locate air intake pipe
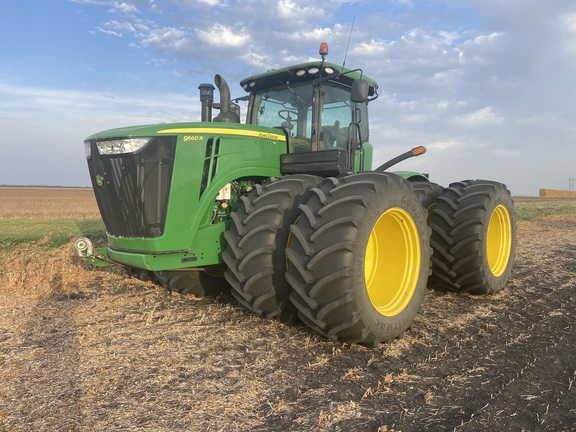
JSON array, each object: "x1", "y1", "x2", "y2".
[
  {"x1": 198, "y1": 83, "x2": 215, "y2": 122},
  {"x1": 213, "y1": 74, "x2": 240, "y2": 123}
]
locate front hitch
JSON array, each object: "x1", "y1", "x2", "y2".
[{"x1": 74, "y1": 237, "x2": 115, "y2": 267}]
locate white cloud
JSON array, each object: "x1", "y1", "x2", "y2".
[
  {"x1": 104, "y1": 20, "x2": 136, "y2": 32},
  {"x1": 147, "y1": 57, "x2": 166, "y2": 66},
  {"x1": 240, "y1": 51, "x2": 273, "y2": 70},
  {"x1": 438, "y1": 31, "x2": 460, "y2": 45},
  {"x1": 197, "y1": 24, "x2": 249, "y2": 48},
  {"x1": 560, "y1": 13, "x2": 576, "y2": 33},
  {"x1": 134, "y1": 23, "x2": 150, "y2": 32},
  {"x1": 276, "y1": 0, "x2": 325, "y2": 21},
  {"x1": 456, "y1": 107, "x2": 504, "y2": 126},
  {"x1": 285, "y1": 27, "x2": 334, "y2": 42},
  {"x1": 559, "y1": 13, "x2": 576, "y2": 55},
  {"x1": 464, "y1": 32, "x2": 503, "y2": 48},
  {"x1": 354, "y1": 39, "x2": 388, "y2": 56},
  {"x1": 427, "y1": 140, "x2": 462, "y2": 151},
  {"x1": 95, "y1": 27, "x2": 123, "y2": 37},
  {"x1": 111, "y1": 2, "x2": 138, "y2": 14},
  {"x1": 169, "y1": 0, "x2": 226, "y2": 7},
  {"x1": 140, "y1": 27, "x2": 189, "y2": 49},
  {"x1": 431, "y1": 68, "x2": 463, "y2": 86},
  {"x1": 198, "y1": 0, "x2": 223, "y2": 5}
]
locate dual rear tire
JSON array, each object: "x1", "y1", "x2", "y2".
[{"x1": 429, "y1": 180, "x2": 516, "y2": 294}]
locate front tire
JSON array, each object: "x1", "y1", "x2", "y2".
[
  {"x1": 429, "y1": 180, "x2": 516, "y2": 294},
  {"x1": 286, "y1": 173, "x2": 432, "y2": 346},
  {"x1": 222, "y1": 175, "x2": 322, "y2": 321}
]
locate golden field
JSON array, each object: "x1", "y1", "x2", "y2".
[
  {"x1": 0, "y1": 187, "x2": 100, "y2": 219},
  {"x1": 0, "y1": 186, "x2": 575, "y2": 430}
]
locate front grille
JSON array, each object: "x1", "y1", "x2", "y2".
[{"x1": 87, "y1": 136, "x2": 176, "y2": 238}]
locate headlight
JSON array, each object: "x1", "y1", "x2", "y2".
[
  {"x1": 83, "y1": 141, "x2": 92, "y2": 159},
  {"x1": 96, "y1": 137, "x2": 153, "y2": 156}
]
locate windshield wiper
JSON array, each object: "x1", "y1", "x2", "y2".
[{"x1": 278, "y1": 80, "x2": 306, "y2": 107}]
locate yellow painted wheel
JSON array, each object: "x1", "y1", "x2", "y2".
[
  {"x1": 487, "y1": 204, "x2": 513, "y2": 277},
  {"x1": 286, "y1": 172, "x2": 431, "y2": 345},
  {"x1": 429, "y1": 180, "x2": 516, "y2": 294},
  {"x1": 365, "y1": 208, "x2": 421, "y2": 317}
]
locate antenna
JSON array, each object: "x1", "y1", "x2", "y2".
[{"x1": 342, "y1": 14, "x2": 356, "y2": 69}]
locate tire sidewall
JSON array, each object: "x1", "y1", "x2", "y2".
[
  {"x1": 479, "y1": 190, "x2": 516, "y2": 293},
  {"x1": 346, "y1": 175, "x2": 431, "y2": 339}
]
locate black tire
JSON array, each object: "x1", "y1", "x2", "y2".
[
  {"x1": 286, "y1": 172, "x2": 432, "y2": 346},
  {"x1": 222, "y1": 174, "x2": 322, "y2": 321},
  {"x1": 155, "y1": 266, "x2": 231, "y2": 297},
  {"x1": 199, "y1": 265, "x2": 232, "y2": 295},
  {"x1": 429, "y1": 180, "x2": 516, "y2": 294},
  {"x1": 126, "y1": 267, "x2": 156, "y2": 282},
  {"x1": 154, "y1": 271, "x2": 205, "y2": 296},
  {"x1": 411, "y1": 181, "x2": 444, "y2": 224}
]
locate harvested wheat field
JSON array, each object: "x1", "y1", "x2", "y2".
[
  {"x1": 0, "y1": 187, "x2": 99, "y2": 219},
  {"x1": 0, "y1": 190, "x2": 575, "y2": 431}
]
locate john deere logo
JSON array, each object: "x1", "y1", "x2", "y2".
[{"x1": 96, "y1": 175, "x2": 105, "y2": 187}]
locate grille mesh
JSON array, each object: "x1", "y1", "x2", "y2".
[{"x1": 87, "y1": 137, "x2": 176, "y2": 238}]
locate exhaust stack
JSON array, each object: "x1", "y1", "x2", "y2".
[{"x1": 213, "y1": 74, "x2": 240, "y2": 123}]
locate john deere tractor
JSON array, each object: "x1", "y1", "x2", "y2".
[{"x1": 76, "y1": 43, "x2": 516, "y2": 346}]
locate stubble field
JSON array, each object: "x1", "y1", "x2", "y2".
[{"x1": 0, "y1": 187, "x2": 575, "y2": 431}]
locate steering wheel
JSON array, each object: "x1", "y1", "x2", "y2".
[
  {"x1": 278, "y1": 109, "x2": 298, "y2": 131},
  {"x1": 278, "y1": 109, "x2": 298, "y2": 121}
]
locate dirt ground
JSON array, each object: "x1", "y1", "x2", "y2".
[{"x1": 1, "y1": 214, "x2": 575, "y2": 431}]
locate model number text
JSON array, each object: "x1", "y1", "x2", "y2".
[{"x1": 183, "y1": 135, "x2": 204, "y2": 141}]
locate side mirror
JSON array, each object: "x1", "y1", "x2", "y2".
[{"x1": 351, "y1": 79, "x2": 369, "y2": 103}]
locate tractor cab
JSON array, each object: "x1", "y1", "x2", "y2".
[{"x1": 239, "y1": 45, "x2": 379, "y2": 175}]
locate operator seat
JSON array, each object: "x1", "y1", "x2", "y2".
[
  {"x1": 320, "y1": 120, "x2": 341, "y2": 150},
  {"x1": 335, "y1": 127, "x2": 349, "y2": 150}
]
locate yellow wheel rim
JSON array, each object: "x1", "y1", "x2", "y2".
[
  {"x1": 486, "y1": 204, "x2": 513, "y2": 277},
  {"x1": 364, "y1": 208, "x2": 421, "y2": 317}
]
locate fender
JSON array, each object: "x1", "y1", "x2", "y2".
[{"x1": 392, "y1": 170, "x2": 430, "y2": 182}]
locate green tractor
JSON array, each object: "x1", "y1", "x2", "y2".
[{"x1": 76, "y1": 43, "x2": 516, "y2": 346}]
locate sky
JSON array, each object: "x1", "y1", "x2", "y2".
[{"x1": 1, "y1": 0, "x2": 576, "y2": 195}]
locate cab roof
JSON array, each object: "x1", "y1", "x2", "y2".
[{"x1": 239, "y1": 61, "x2": 378, "y2": 97}]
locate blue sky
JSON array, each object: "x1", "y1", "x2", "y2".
[{"x1": 1, "y1": 0, "x2": 576, "y2": 195}]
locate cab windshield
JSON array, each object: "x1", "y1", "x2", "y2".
[{"x1": 249, "y1": 81, "x2": 367, "y2": 153}]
